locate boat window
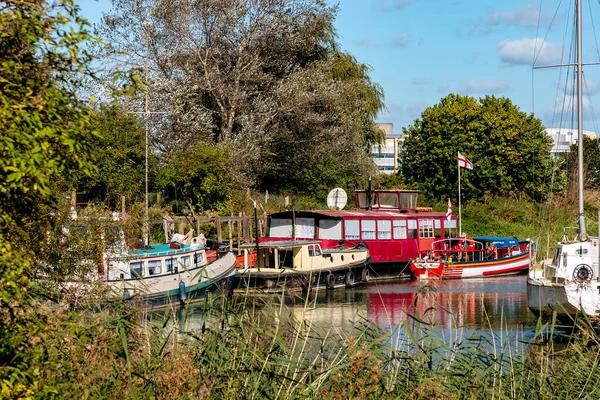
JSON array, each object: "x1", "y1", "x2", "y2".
[
  {"x1": 563, "y1": 252, "x2": 567, "y2": 268},
  {"x1": 318, "y1": 219, "x2": 342, "y2": 240},
  {"x1": 308, "y1": 245, "x2": 314, "y2": 257},
  {"x1": 294, "y1": 217, "x2": 315, "y2": 239},
  {"x1": 407, "y1": 220, "x2": 418, "y2": 239},
  {"x1": 194, "y1": 252, "x2": 204, "y2": 265},
  {"x1": 393, "y1": 220, "x2": 407, "y2": 239},
  {"x1": 279, "y1": 249, "x2": 294, "y2": 268},
  {"x1": 357, "y1": 192, "x2": 379, "y2": 209},
  {"x1": 315, "y1": 245, "x2": 322, "y2": 256},
  {"x1": 576, "y1": 248, "x2": 589, "y2": 255},
  {"x1": 165, "y1": 258, "x2": 174, "y2": 272},
  {"x1": 148, "y1": 260, "x2": 161, "y2": 275},
  {"x1": 345, "y1": 220, "x2": 360, "y2": 240},
  {"x1": 361, "y1": 220, "x2": 376, "y2": 240},
  {"x1": 180, "y1": 256, "x2": 191, "y2": 268},
  {"x1": 400, "y1": 192, "x2": 417, "y2": 208},
  {"x1": 270, "y1": 218, "x2": 293, "y2": 238},
  {"x1": 378, "y1": 220, "x2": 392, "y2": 240},
  {"x1": 378, "y1": 193, "x2": 399, "y2": 208},
  {"x1": 419, "y1": 219, "x2": 434, "y2": 239},
  {"x1": 130, "y1": 261, "x2": 143, "y2": 279}
]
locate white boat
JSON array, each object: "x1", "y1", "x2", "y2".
[
  {"x1": 235, "y1": 240, "x2": 370, "y2": 293},
  {"x1": 526, "y1": 0, "x2": 600, "y2": 320},
  {"x1": 56, "y1": 216, "x2": 237, "y2": 309}
]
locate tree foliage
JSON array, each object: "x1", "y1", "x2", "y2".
[
  {"x1": 0, "y1": 0, "x2": 100, "y2": 396},
  {"x1": 565, "y1": 135, "x2": 600, "y2": 192},
  {"x1": 98, "y1": 0, "x2": 384, "y2": 193},
  {"x1": 76, "y1": 104, "x2": 150, "y2": 207},
  {"x1": 156, "y1": 143, "x2": 239, "y2": 215},
  {"x1": 399, "y1": 94, "x2": 557, "y2": 202}
]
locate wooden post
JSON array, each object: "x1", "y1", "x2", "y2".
[
  {"x1": 121, "y1": 195, "x2": 126, "y2": 214},
  {"x1": 228, "y1": 215, "x2": 233, "y2": 250},
  {"x1": 156, "y1": 192, "x2": 161, "y2": 206},
  {"x1": 238, "y1": 212, "x2": 242, "y2": 245},
  {"x1": 215, "y1": 216, "x2": 222, "y2": 243}
]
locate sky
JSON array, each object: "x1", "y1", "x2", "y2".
[{"x1": 79, "y1": 0, "x2": 600, "y2": 136}]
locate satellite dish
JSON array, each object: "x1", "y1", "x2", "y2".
[{"x1": 327, "y1": 188, "x2": 347, "y2": 210}]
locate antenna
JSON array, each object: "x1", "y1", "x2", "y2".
[{"x1": 326, "y1": 188, "x2": 347, "y2": 210}]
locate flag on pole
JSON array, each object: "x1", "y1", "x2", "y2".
[
  {"x1": 458, "y1": 152, "x2": 473, "y2": 169},
  {"x1": 446, "y1": 198, "x2": 452, "y2": 221}
]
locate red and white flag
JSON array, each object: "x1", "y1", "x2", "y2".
[
  {"x1": 446, "y1": 198, "x2": 452, "y2": 221},
  {"x1": 458, "y1": 152, "x2": 473, "y2": 169}
]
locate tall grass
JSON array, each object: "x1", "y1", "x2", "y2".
[{"x1": 20, "y1": 290, "x2": 600, "y2": 399}]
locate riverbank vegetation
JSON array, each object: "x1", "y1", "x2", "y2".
[
  {"x1": 5, "y1": 0, "x2": 600, "y2": 398},
  {"x1": 6, "y1": 293, "x2": 600, "y2": 399}
]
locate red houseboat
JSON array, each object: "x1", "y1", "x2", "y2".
[{"x1": 263, "y1": 190, "x2": 456, "y2": 280}]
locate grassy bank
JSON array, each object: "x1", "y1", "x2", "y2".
[{"x1": 10, "y1": 292, "x2": 600, "y2": 399}]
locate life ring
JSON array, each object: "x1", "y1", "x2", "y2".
[
  {"x1": 326, "y1": 272, "x2": 335, "y2": 289},
  {"x1": 573, "y1": 264, "x2": 593, "y2": 282},
  {"x1": 361, "y1": 268, "x2": 369, "y2": 282},
  {"x1": 345, "y1": 270, "x2": 355, "y2": 286}
]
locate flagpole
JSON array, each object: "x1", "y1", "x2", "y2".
[{"x1": 458, "y1": 153, "x2": 462, "y2": 237}]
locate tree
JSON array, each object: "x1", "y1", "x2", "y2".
[
  {"x1": 98, "y1": 0, "x2": 384, "y2": 193},
  {"x1": 0, "y1": 0, "x2": 100, "y2": 395},
  {"x1": 565, "y1": 135, "x2": 600, "y2": 192},
  {"x1": 399, "y1": 94, "x2": 556, "y2": 202},
  {"x1": 76, "y1": 104, "x2": 149, "y2": 207},
  {"x1": 156, "y1": 143, "x2": 239, "y2": 215}
]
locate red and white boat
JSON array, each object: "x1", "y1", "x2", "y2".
[{"x1": 410, "y1": 236, "x2": 535, "y2": 280}]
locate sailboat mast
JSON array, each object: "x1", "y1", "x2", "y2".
[{"x1": 577, "y1": 0, "x2": 586, "y2": 238}]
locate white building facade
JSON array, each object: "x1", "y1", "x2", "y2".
[
  {"x1": 372, "y1": 123, "x2": 401, "y2": 174},
  {"x1": 546, "y1": 127, "x2": 597, "y2": 156}
]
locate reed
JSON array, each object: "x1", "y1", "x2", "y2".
[{"x1": 17, "y1": 290, "x2": 600, "y2": 399}]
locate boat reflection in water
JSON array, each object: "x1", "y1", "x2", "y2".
[
  {"x1": 290, "y1": 275, "x2": 537, "y2": 343},
  {"x1": 175, "y1": 275, "x2": 537, "y2": 346}
]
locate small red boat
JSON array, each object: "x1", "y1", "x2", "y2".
[{"x1": 409, "y1": 236, "x2": 535, "y2": 280}]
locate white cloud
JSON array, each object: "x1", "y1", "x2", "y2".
[
  {"x1": 391, "y1": 32, "x2": 412, "y2": 48},
  {"x1": 487, "y1": 2, "x2": 551, "y2": 28},
  {"x1": 459, "y1": 80, "x2": 511, "y2": 94},
  {"x1": 497, "y1": 37, "x2": 563, "y2": 65},
  {"x1": 565, "y1": 79, "x2": 600, "y2": 96},
  {"x1": 379, "y1": 0, "x2": 412, "y2": 12}
]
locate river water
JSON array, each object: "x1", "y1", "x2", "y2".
[{"x1": 284, "y1": 274, "x2": 539, "y2": 344}]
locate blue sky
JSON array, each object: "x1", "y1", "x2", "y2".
[{"x1": 79, "y1": 0, "x2": 600, "y2": 135}]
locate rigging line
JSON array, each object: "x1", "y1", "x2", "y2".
[
  {"x1": 533, "y1": 0, "x2": 564, "y2": 66},
  {"x1": 533, "y1": 0, "x2": 543, "y2": 67},
  {"x1": 588, "y1": 0, "x2": 600, "y2": 61},
  {"x1": 583, "y1": 74, "x2": 600, "y2": 136}
]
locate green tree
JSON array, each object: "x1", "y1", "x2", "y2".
[
  {"x1": 98, "y1": 0, "x2": 384, "y2": 195},
  {"x1": 77, "y1": 104, "x2": 149, "y2": 207},
  {"x1": 0, "y1": 1, "x2": 107, "y2": 396},
  {"x1": 565, "y1": 135, "x2": 600, "y2": 192},
  {"x1": 399, "y1": 94, "x2": 556, "y2": 202},
  {"x1": 157, "y1": 143, "x2": 239, "y2": 215}
]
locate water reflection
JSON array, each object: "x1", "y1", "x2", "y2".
[
  {"x1": 286, "y1": 275, "x2": 537, "y2": 340},
  {"x1": 175, "y1": 275, "x2": 538, "y2": 341}
]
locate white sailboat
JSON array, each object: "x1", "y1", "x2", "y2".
[{"x1": 526, "y1": 0, "x2": 600, "y2": 319}]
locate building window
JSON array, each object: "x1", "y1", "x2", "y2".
[
  {"x1": 361, "y1": 220, "x2": 376, "y2": 240},
  {"x1": 393, "y1": 220, "x2": 407, "y2": 239},
  {"x1": 378, "y1": 220, "x2": 392, "y2": 240},
  {"x1": 308, "y1": 245, "x2": 314, "y2": 257}
]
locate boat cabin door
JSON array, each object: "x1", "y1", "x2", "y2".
[{"x1": 417, "y1": 219, "x2": 436, "y2": 253}]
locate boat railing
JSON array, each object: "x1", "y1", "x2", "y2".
[{"x1": 418, "y1": 239, "x2": 528, "y2": 262}]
